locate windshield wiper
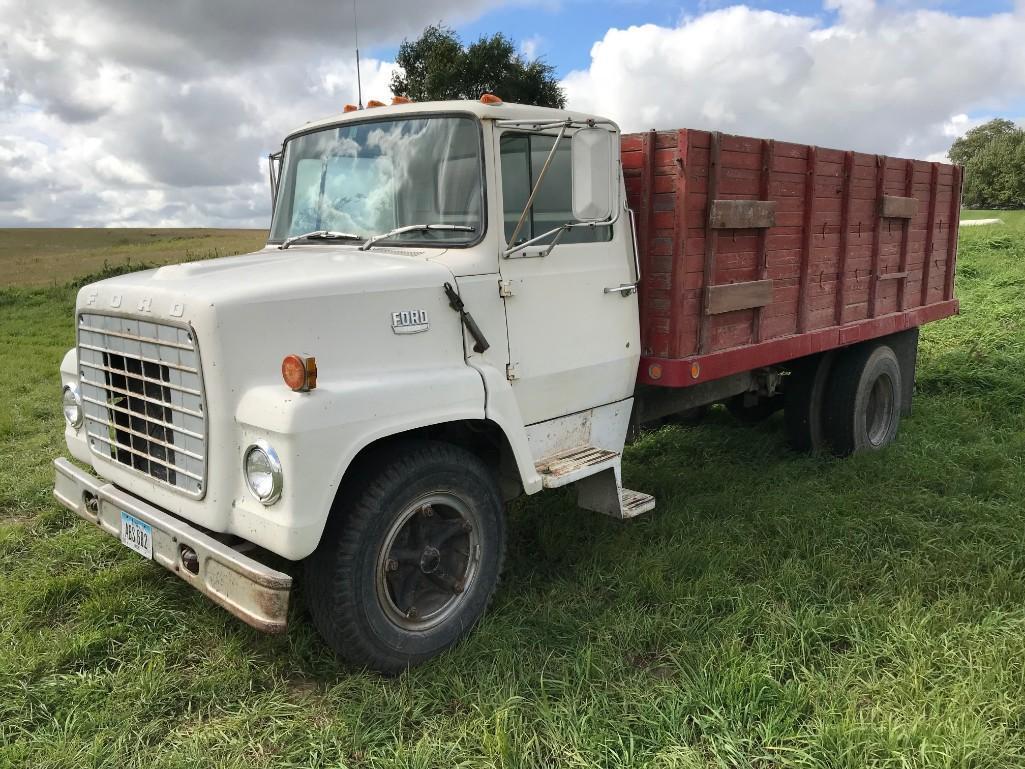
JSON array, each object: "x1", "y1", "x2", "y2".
[
  {"x1": 279, "y1": 230, "x2": 363, "y2": 250},
  {"x1": 359, "y1": 224, "x2": 475, "y2": 251}
]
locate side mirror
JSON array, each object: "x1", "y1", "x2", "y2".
[{"x1": 571, "y1": 127, "x2": 618, "y2": 222}]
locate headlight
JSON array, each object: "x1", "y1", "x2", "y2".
[
  {"x1": 243, "y1": 440, "x2": 283, "y2": 505},
  {"x1": 62, "y1": 384, "x2": 83, "y2": 429}
]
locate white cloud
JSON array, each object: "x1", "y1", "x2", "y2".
[
  {"x1": 563, "y1": 2, "x2": 1025, "y2": 161},
  {"x1": 0, "y1": 0, "x2": 500, "y2": 227}
]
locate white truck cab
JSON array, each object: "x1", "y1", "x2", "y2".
[{"x1": 54, "y1": 97, "x2": 652, "y2": 673}]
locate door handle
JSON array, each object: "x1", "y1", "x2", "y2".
[{"x1": 604, "y1": 282, "x2": 638, "y2": 296}]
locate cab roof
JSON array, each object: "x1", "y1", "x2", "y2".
[{"x1": 285, "y1": 99, "x2": 615, "y2": 143}]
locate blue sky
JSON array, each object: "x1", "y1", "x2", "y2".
[{"x1": 368, "y1": 0, "x2": 1017, "y2": 78}]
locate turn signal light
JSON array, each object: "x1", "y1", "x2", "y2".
[
  {"x1": 366, "y1": 99, "x2": 385, "y2": 108},
  {"x1": 391, "y1": 96, "x2": 411, "y2": 105},
  {"x1": 480, "y1": 93, "x2": 502, "y2": 105},
  {"x1": 343, "y1": 104, "x2": 358, "y2": 113},
  {"x1": 282, "y1": 354, "x2": 317, "y2": 392}
]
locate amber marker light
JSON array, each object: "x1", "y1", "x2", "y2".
[
  {"x1": 282, "y1": 354, "x2": 317, "y2": 392},
  {"x1": 648, "y1": 363, "x2": 663, "y2": 381},
  {"x1": 391, "y1": 96, "x2": 411, "y2": 104},
  {"x1": 343, "y1": 104, "x2": 358, "y2": 113},
  {"x1": 366, "y1": 99, "x2": 386, "y2": 108},
  {"x1": 480, "y1": 93, "x2": 503, "y2": 105},
  {"x1": 690, "y1": 362, "x2": 701, "y2": 380}
]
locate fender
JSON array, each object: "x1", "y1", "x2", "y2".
[{"x1": 232, "y1": 364, "x2": 487, "y2": 560}]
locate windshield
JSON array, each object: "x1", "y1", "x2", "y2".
[{"x1": 269, "y1": 115, "x2": 483, "y2": 246}]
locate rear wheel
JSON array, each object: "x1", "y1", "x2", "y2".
[
  {"x1": 304, "y1": 441, "x2": 506, "y2": 674},
  {"x1": 784, "y1": 352, "x2": 835, "y2": 453},
  {"x1": 823, "y1": 343, "x2": 903, "y2": 456}
]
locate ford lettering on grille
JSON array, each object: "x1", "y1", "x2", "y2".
[{"x1": 77, "y1": 313, "x2": 207, "y2": 497}]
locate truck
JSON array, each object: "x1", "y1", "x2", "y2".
[{"x1": 54, "y1": 96, "x2": 963, "y2": 674}]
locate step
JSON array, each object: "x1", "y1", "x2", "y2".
[
  {"x1": 618, "y1": 488, "x2": 656, "y2": 518},
  {"x1": 535, "y1": 445, "x2": 619, "y2": 489}
]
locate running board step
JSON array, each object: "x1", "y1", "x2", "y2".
[
  {"x1": 619, "y1": 488, "x2": 656, "y2": 517},
  {"x1": 536, "y1": 445, "x2": 619, "y2": 489},
  {"x1": 575, "y1": 468, "x2": 656, "y2": 519}
]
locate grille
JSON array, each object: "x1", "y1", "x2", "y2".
[{"x1": 78, "y1": 313, "x2": 207, "y2": 497}]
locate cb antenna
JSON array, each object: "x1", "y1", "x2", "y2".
[{"x1": 352, "y1": 0, "x2": 363, "y2": 109}]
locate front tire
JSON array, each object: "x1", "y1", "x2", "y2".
[{"x1": 304, "y1": 440, "x2": 506, "y2": 674}]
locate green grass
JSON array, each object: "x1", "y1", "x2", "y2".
[
  {"x1": 1, "y1": 220, "x2": 1024, "y2": 767},
  {"x1": 0, "y1": 228, "x2": 267, "y2": 288}
]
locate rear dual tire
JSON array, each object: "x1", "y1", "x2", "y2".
[
  {"x1": 786, "y1": 341, "x2": 903, "y2": 456},
  {"x1": 823, "y1": 343, "x2": 902, "y2": 456}
]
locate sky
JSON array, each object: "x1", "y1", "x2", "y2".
[{"x1": 0, "y1": 0, "x2": 1023, "y2": 228}]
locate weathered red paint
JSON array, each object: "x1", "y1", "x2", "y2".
[{"x1": 622, "y1": 127, "x2": 962, "y2": 389}]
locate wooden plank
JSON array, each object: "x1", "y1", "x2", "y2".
[
  {"x1": 896, "y1": 160, "x2": 914, "y2": 310},
  {"x1": 706, "y1": 280, "x2": 774, "y2": 315},
  {"x1": 797, "y1": 145, "x2": 817, "y2": 333},
  {"x1": 708, "y1": 200, "x2": 776, "y2": 229},
  {"x1": 835, "y1": 150, "x2": 854, "y2": 325},
  {"x1": 868, "y1": 155, "x2": 885, "y2": 318},
  {"x1": 920, "y1": 162, "x2": 941, "y2": 307},
  {"x1": 698, "y1": 132, "x2": 722, "y2": 354},
  {"x1": 880, "y1": 195, "x2": 918, "y2": 219},
  {"x1": 753, "y1": 139, "x2": 774, "y2": 342},
  {"x1": 668, "y1": 130, "x2": 689, "y2": 358},
  {"x1": 944, "y1": 165, "x2": 963, "y2": 301},
  {"x1": 877, "y1": 271, "x2": 908, "y2": 280},
  {"x1": 638, "y1": 300, "x2": 959, "y2": 387},
  {"x1": 638, "y1": 130, "x2": 656, "y2": 350}
]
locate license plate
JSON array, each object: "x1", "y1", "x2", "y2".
[{"x1": 120, "y1": 511, "x2": 153, "y2": 559}]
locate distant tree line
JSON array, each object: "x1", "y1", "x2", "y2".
[
  {"x1": 390, "y1": 25, "x2": 565, "y2": 108},
  {"x1": 949, "y1": 119, "x2": 1025, "y2": 209}
]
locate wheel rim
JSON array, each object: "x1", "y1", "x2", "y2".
[
  {"x1": 375, "y1": 492, "x2": 481, "y2": 631},
  {"x1": 865, "y1": 373, "x2": 895, "y2": 447}
]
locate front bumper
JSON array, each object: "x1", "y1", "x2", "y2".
[{"x1": 53, "y1": 458, "x2": 292, "y2": 633}]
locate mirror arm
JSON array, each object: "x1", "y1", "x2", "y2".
[
  {"x1": 504, "y1": 209, "x2": 621, "y2": 258},
  {"x1": 268, "y1": 150, "x2": 282, "y2": 209},
  {"x1": 541, "y1": 224, "x2": 569, "y2": 258},
  {"x1": 507, "y1": 122, "x2": 568, "y2": 249}
]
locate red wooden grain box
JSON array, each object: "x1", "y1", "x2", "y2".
[{"x1": 622, "y1": 129, "x2": 962, "y2": 388}]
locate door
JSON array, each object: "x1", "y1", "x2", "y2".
[{"x1": 496, "y1": 128, "x2": 640, "y2": 426}]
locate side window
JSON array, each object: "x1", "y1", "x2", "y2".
[{"x1": 500, "y1": 132, "x2": 611, "y2": 246}]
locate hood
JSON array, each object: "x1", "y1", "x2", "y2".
[{"x1": 82, "y1": 244, "x2": 456, "y2": 312}]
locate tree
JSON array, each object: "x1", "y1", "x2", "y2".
[
  {"x1": 949, "y1": 118, "x2": 1025, "y2": 208},
  {"x1": 391, "y1": 25, "x2": 565, "y2": 108}
]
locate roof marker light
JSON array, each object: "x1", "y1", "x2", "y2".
[
  {"x1": 343, "y1": 104, "x2": 359, "y2": 113},
  {"x1": 480, "y1": 93, "x2": 503, "y2": 105},
  {"x1": 366, "y1": 99, "x2": 385, "y2": 108},
  {"x1": 391, "y1": 96, "x2": 411, "y2": 105}
]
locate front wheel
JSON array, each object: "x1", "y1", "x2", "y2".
[{"x1": 304, "y1": 440, "x2": 506, "y2": 674}]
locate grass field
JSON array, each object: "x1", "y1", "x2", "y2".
[
  {"x1": 0, "y1": 228, "x2": 267, "y2": 288},
  {"x1": 1, "y1": 216, "x2": 1024, "y2": 768}
]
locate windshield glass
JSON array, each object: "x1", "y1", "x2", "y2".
[{"x1": 269, "y1": 115, "x2": 483, "y2": 246}]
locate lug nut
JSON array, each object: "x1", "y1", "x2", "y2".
[
  {"x1": 386, "y1": 558, "x2": 398, "y2": 572},
  {"x1": 420, "y1": 505, "x2": 434, "y2": 518}
]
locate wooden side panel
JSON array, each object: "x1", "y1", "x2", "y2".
[{"x1": 625, "y1": 127, "x2": 962, "y2": 379}]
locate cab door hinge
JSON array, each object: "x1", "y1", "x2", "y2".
[
  {"x1": 506, "y1": 363, "x2": 520, "y2": 381},
  {"x1": 498, "y1": 279, "x2": 514, "y2": 298}
]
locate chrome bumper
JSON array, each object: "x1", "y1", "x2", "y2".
[{"x1": 53, "y1": 458, "x2": 291, "y2": 633}]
